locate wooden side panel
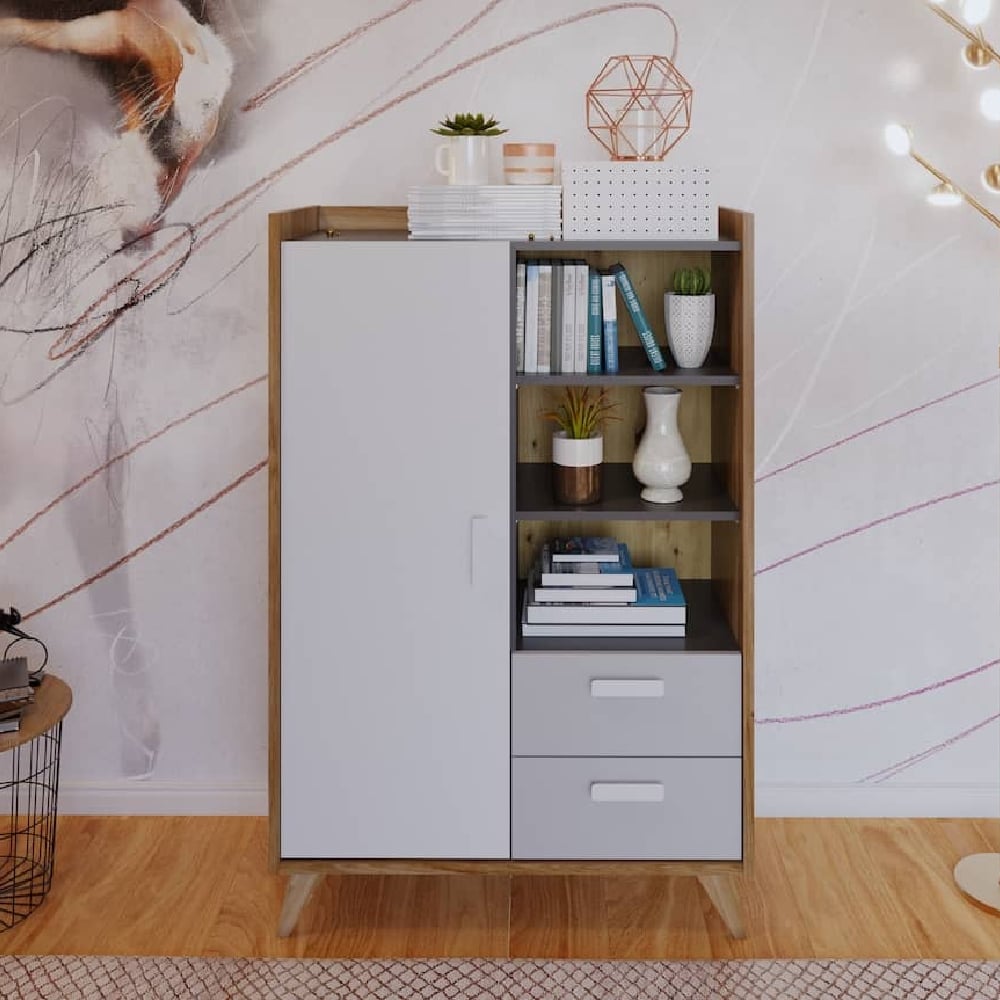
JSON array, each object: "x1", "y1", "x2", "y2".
[
  {"x1": 715, "y1": 207, "x2": 755, "y2": 873},
  {"x1": 269, "y1": 206, "x2": 320, "y2": 873}
]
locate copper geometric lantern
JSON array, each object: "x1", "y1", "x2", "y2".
[{"x1": 586, "y1": 55, "x2": 693, "y2": 161}]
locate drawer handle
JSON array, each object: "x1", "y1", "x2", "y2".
[
  {"x1": 590, "y1": 679, "x2": 664, "y2": 699},
  {"x1": 590, "y1": 782, "x2": 664, "y2": 803}
]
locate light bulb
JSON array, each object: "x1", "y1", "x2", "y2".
[
  {"x1": 980, "y1": 87, "x2": 1000, "y2": 120},
  {"x1": 983, "y1": 163, "x2": 1000, "y2": 191},
  {"x1": 927, "y1": 181, "x2": 963, "y2": 206},
  {"x1": 884, "y1": 122, "x2": 913, "y2": 155},
  {"x1": 963, "y1": 41, "x2": 992, "y2": 67},
  {"x1": 962, "y1": 0, "x2": 992, "y2": 24}
]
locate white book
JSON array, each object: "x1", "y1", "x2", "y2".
[
  {"x1": 532, "y1": 584, "x2": 636, "y2": 603},
  {"x1": 561, "y1": 262, "x2": 576, "y2": 374},
  {"x1": 536, "y1": 263, "x2": 552, "y2": 375},
  {"x1": 514, "y1": 262, "x2": 526, "y2": 374},
  {"x1": 573, "y1": 262, "x2": 590, "y2": 373},
  {"x1": 524, "y1": 262, "x2": 539, "y2": 373},
  {"x1": 521, "y1": 621, "x2": 686, "y2": 637},
  {"x1": 524, "y1": 602, "x2": 686, "y2": 625}
]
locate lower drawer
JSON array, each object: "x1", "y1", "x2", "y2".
[{"x1": 512, "y1": 757, "x2": 741, "y2": 861}]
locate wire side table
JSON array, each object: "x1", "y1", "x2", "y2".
[{"x1": 0, "y1": 676, "x2": 71, "y2": 931}]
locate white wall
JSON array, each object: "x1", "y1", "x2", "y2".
[{"x1": 0, "y1": 0, "x2": 996, "y2": 817}]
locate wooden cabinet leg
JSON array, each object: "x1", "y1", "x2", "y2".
[
  {"x1": 696, "y1": 874, "x2": 746, "y2": 939},
  {"x1": 278, "y1": 873, "x2": 322, "y2": 938}
]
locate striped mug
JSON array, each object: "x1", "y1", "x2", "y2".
[{"x1": 502, "y1": 142, "x2": 556, "y2": 185}]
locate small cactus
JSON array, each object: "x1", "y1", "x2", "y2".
[
  {"x1": 673, "y1": 267, "x2": 712, "y2": 295},
  {"x1": 431, "y1": 113, "x2": 508, "y2": 136}
]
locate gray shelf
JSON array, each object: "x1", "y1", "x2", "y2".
[
  {"x1": 511, "y1": 239, "x2": 740, "y2": 253},
  {"x1": 515, "y1": 579, "x2": 739, "y2": 653},
  {"x1": 515, "y1": 348, "x2": 738, "y2": 387},
  {"x1": 516, "y1": 462, "x2": 739, "y2": 522}
]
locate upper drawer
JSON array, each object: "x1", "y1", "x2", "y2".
[{"x1": 512, "y1": 651, "x2": 741, "y2": 757}]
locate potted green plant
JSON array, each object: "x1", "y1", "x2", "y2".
[
  {"x1": 541, "y1": 387, "x2": 620, "y2": 505},
  {"x1": 664, "y1": 266, "x2": 715, "y2": 368},
  {"x1": 432, "y1": 113, "x2": 507, "y2": 185}
]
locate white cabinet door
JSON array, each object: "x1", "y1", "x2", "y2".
[{"x1": 279, "y1": 239, "x2": 510, "y2": 859}]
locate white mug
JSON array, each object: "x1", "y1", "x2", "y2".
[{"x1": 434, "y1": 136, "x2": 490, "y2": 186}]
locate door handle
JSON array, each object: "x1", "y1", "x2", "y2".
[
  {"x1": 469, "y1": 514, "x2": 487, "y2": 586},
  {"x1": 590, "y1": 679, "x2": 664, "y2": 698},
  {"x1": 590, "y1": 782, "x2": 664, "y2": 803}
]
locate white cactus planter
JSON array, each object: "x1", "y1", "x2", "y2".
[{"x1": 665, "y1": 293, "x2": 715, "y2": 368}]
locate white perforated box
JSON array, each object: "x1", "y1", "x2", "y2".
[{"x1": 561, "y1": 162, "x2": 717, "y2": 240}]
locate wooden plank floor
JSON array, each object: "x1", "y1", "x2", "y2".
[{"x1": 0, "y1": 817, "x2": 997, "y2": 958}]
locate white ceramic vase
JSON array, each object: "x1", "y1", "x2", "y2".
[
  {"x1": 632, "y1": 387, "x2": 691, "y2": 503},
  {"x1": 665, "y1": 293, "x2": 715, "y2": 368},
  {"x1": 552, "y1": 431, "x2": 603, "y2": 505}
]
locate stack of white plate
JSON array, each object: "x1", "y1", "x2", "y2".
[{"x1": 408, "y1": 186, "x2": 562, "y2": 239}]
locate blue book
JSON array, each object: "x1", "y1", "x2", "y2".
[
  {"x1": 633, "y1": 568, "x2": 686, "y2": 612},
  {"x1": 587, "y1": 270, "x2": 603, "y2": 374},
  {"x1": 539, "y1": 543, "x2": 633, "y2": 586},
  {"x1": 610, "y1": 263, "x2": 666, "y2": 371},
  {"x1": 599, "y1": 272, "x2": 618, "y2": 374},
  {"x1": 551, "y1": 536, "x2": 621, "y2": 562}
]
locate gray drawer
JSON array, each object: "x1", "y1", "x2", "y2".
[
  {"x1": 512, "y1": 652, "x2": 741, "y2": 757},
  {"x1": 512, "y1": 757, "x2": 741, "y2": 860}
]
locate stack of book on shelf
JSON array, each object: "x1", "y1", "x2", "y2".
[
  {"x1": 407, "y1": 186, "x2": 561, "y2": 240},
  {"x1": 0, "y1": 657, "x2": 34, "y2": 735},
  {"x1": 521, "y1": 536, "x2": 687, "y2": 638},
  {"x1": 515, "y1": 260, "x2": 665, "y2": 375}
]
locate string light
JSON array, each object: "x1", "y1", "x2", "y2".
[{"x1": 884, "y1": 3, "x2": 1000, "y2": 230}]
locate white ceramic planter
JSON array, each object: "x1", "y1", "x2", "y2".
[
  {"x1": 632, "y1": 388, "x2": 691, "y2": 503},
  {"x1": 434, "y1": 136, "x2": 491, "y2": 186},
  {"x1": 552, "y1": 431, "x2": 603, "y2": 505},
  {"x1": 665, "y1": 293, "x2": 715, "y2": 368}
]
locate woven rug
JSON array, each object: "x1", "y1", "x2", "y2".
[{"x1": 1, "y1": 956, "x2": 999, "y2": 999}]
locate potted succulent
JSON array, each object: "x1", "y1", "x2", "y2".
[
  {"x1": 541, "y1": 387, "x2": 620, "y2": 505},
  {"x1": 432, "y1": 113, "x2": 507, "y2": 186},
  {"x1": 664, "y1": 266, "x2": 715, "y2": 368}
]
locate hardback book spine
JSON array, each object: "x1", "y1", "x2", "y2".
[
  {"x1": 536, "y1": 263, "x2": 552, "y2": 374},
  {"x1": 550, "y1": 261, "x2": 563, "y2": 374},
  {"x1": 515, "y1": 261, "x2": 526, "y2": 374},
  {"x1": 524, "y1": 261, "x2": 539, "y2": 373},
  {"x1": 610, "y1": 263, "x2": 666, "y2": 371},
  {"x1": 573, "y1": 261, "x2": 589, "y2": 373},
  {"x1": 587, "y1": 270, "x2": 603, "y2": 374},
  {"x1": 600, "y1": 272, "x2": 619, "y2": 374},
  {"x1": 561, "y1": 261, "x2": 576, "y2": 375}
]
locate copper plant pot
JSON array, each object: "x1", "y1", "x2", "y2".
[{"x1": 552, "y1": 431, "x2": 603, "y2": 506}]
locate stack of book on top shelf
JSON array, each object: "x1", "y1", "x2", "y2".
[
  {"x1": 515, "y1": 260, "x2": 665, "y2": 375},
  {"x1": 521, "y1": 536, "x2": 686, "y2": 638},
  {"x1": 0, "y1": 657, "x2": 34, "y2": 735},
  {"x1": 407, "y1": 186, "x2": 561, "y2": 240}
]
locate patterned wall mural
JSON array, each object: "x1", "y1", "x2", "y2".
[{"x1": 0, "y1": 0, "x2": 996, "y2": 814}]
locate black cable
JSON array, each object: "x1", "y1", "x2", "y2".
[{"x1": 2, "y1": 626, "x2": 48, "y2": 680}]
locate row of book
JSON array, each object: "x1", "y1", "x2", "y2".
[
  {"x1": 521, "y1": 536, "x2": 686, "y2": 638},
  {"x1": 514, "y1": 261, "x2": 665, "y2": 375},
  {"x1": 0, "y1": 657, "x2": 34, "y2": 735}
]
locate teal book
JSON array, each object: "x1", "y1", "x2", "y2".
[
  {"x1": 587, "y1": 269, "x2": 602, "y2": 374},
  {"x1": 632, "y1": 568, "x2": 686, "y2": 610},
  {"x1": 599, "y1": 272, "x2": 618, "y2": 374},
  {"x1": 610, "y1": 263, "x2": 666, "y2": 372}
]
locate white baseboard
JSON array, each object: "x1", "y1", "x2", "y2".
[
  {"x1": 60, "y1": 781, "x2": 268, "y2": 816},
  {"x1": 757, "y1": 782, "x2": 1000, "y2": 818},
  {"x1": 59, "y1": 780, "x2": 1000, "y2": 819}
]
